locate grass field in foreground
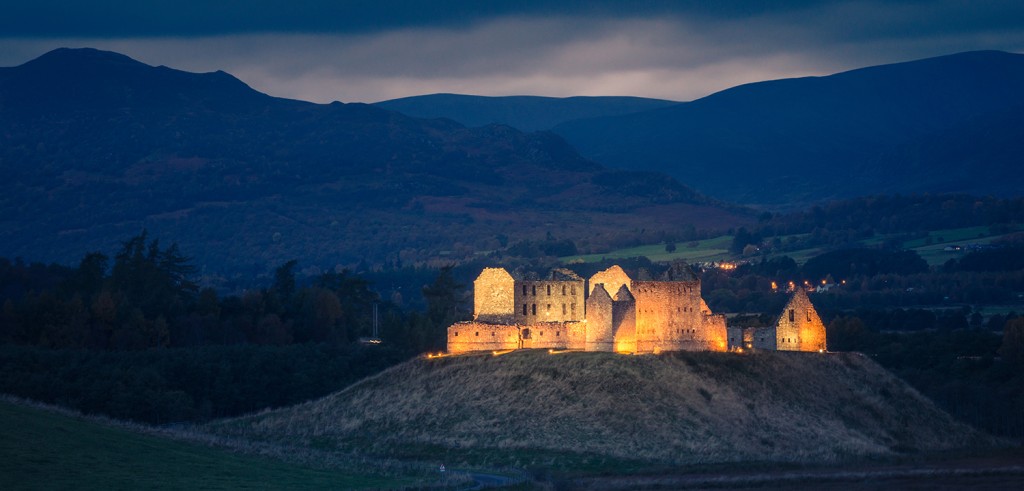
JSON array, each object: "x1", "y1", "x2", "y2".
[{"x1": 0, "y1": 399, "x2": 410, "y2": 490}]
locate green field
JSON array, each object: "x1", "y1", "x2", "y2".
[
  {"x1": 0, "y1": 399, "x2": 412, "y2": 490},
  {"x1": 564, "y1": 225, "x2": 1021, "y2": 267},
  {"x1": 563, "y1": 235, "x2": 733, "y2": 264}
]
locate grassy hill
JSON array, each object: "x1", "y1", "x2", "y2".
[
  {"x1": 0, "y1": 398, "x2": 414, "y2": 490},
  {"x1": 209, "y1": 350, "x2": 991, "y2": 470}
]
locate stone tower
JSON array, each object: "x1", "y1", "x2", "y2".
[
  {"x1": 473, "y1": 267, "x2": 516, "y2": 324},
  {"x1": 585, "y1": 283, "x2": 636, "y2": 352}
]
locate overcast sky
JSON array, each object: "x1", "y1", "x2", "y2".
[{"x1": 2, "y1": 1, "x2": 1022, "y2": 103}]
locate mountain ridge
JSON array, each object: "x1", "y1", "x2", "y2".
[
  {"x1": 0, "y1": 48, "x2": 746, "y2": 272},
  {"x1": 552, "y1": 50, "x2": 1024, "y2": 205},
  {"x1": 374, "y1": 93, "x2": 679, "y2": 131}
]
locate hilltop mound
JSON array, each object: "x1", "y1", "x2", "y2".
[{"x1": 211, "y1": 350, "x2": 989, "y2": 467}]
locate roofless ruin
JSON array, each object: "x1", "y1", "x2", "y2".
[{"x1": 447, "y1": 262, "x2": 827, "y2": 354}]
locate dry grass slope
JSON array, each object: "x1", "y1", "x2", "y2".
[{"x1": 211, "y1": 350, "x2": 990, "y2": 467}]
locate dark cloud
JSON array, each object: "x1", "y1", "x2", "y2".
[
  {"x1": 1, "y1": 1, "x2": 1021, "y2": 102},
  {"x1": 0, "y1": 1, "x2": 881, "y2": 37}
]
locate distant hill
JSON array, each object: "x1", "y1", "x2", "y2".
[
  {"x1": 374, "y1": 94, "x2": 679, "y2": 131},
  {"x1": 0, "y1": 48, "x2": 747, "y2": 272},
  {"x1": 211, "y1": 350, "x2": 989, "y2": 467},
  {"x1": 553, "y1": 51, "x2": 1024, "y2": 206}
]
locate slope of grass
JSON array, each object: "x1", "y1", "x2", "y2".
[
  {"x1": 0, "y1": 398, "x2": 408, "y2": 490},
  {"x1": 210, "y1": 350, "x2": 992, "y2": 471}
]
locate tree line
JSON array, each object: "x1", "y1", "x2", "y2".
[
  {"x1": 0, "y1": 232, "x2": 468, "y2": 423},
  {"x1": 0, "y1": 231, "x2": 465, "y2": 353}
]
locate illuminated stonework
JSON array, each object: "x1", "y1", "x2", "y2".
[
  {"x1": 733, "y1": 289, "x2": 827, "y2": 352},
  {"x1": 473, "y1": 267, "x2": 516, "y2": 324},
  {"x1": 447, "y1": 262, "x2": 729, "y2": 354}
]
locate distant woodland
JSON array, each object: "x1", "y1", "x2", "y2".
[
  {"x1": 0, "y1": 231, "x2": 465, "y2": 422},
  {"x1": 2, "y1": 195, "x2": 1024, "y2": 441}
]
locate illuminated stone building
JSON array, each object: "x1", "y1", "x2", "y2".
[
  {"x1": 446, "y1": 262, "x2": 729, "y2": 354},
  {"x1": 727, "y1": 289, "x2": 827, "y2": 352}
]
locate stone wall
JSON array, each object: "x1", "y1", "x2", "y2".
[
  {"x1": 588, "y1": 265, "x2": 632, "y2": 296},
  {"x1": 447, "y1": 321, "x2": 521, "y2": 353},
  {"x1": 632, "y1": 280, "x2": 726, "y2": 352},
  {"x1": 514, "y1": 279, "x2": 585, "y2": 324},
  {"x1": 473, "y1": 268, "x2": 516, "y2": 324},
  {"x1": 521, "y1": 321, "x2": 585, "y2": 350},
  {"x1": 752, "y1": 326, "x2": 777, "y2": 350},
  {"x1": 727, "y1": 327, "x2": 744, "y2": 351}
]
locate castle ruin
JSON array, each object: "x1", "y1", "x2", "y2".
[
  {"x1": 448, "y1": 262, "x2": 733, "y2": 353},
  {"x1": 448, "y1": 262, "x2": 827, "y2": 354}
]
